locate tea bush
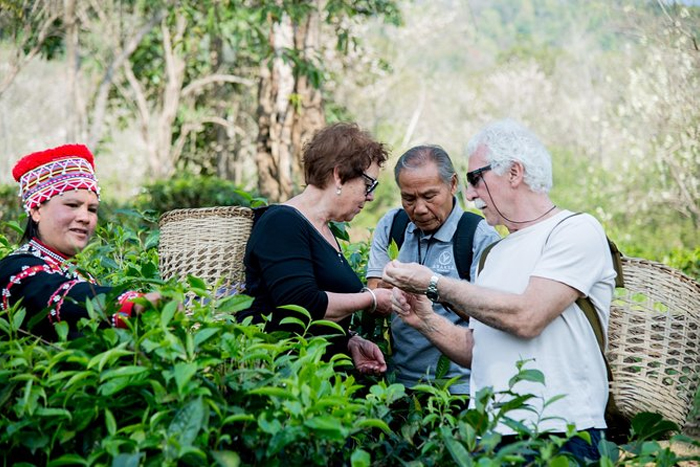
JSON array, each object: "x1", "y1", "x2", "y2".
[
  {"x1": 0, "y1": 211, "x2": 699, "y2": 466},
  {"x1": 136, "y1": 175, "x2": 266, "y2": 217}
]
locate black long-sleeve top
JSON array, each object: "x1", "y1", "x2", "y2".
[
  {"x1": 239, "y1": 205, "x2": 363, "y2": 356},
  {"x1": 0, "y1": 238, "x2": 140, "y2": 340}
]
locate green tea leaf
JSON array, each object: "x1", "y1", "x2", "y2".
[
  {"x1": 111, "y1": 453, "x2": 141, "y2": 467},
  {"x1": 174, "y1": 362, "x2": 198, "y2": 394},
  {"x1": 436, "y1": 354, "x2": 451, "y2": 380},
  {"x1": 100, "y1": 366, "x2": 148, "y2": 382},
  {"x1": 168, "y1": 397, "x2": 204, "y2": 446},
  {"x1": 99, "y1": 377, "x2": 133, "y2": 396},
  {"x1": 54, "y1": 321, "x2": 69, "y2": 342},
  {"x1": 388, "y1": 239, "x2": 399, "y2": 261},
  {"x1": 356, "y1": 419, "x2": 391, "y2": 433},
  {"x1": 508, "y1": 368, "x2": 545, "y2": 387},
  {"x1": 160, "y1": 300, "x2": 179, "y2": 327},
  {"x1": 350, "y1": 449, "x2": 370, "y2": 467},
  {"x1": 105, "y1": 408, "x2": 117, "y2": 436},
  {"x1": 211, "y1": 450, "x2": 241, "y2": 467},
  {"x1": 186, "y1": 275, "x2": 208, "y2": 291},
  {"x1": 194, "y1": 327, "x2": 220, "y2": 347},
  {"x1": 216, "y1": 294, "x2": 254, "y2": 313},
  {"x1": 440, "y1": 425, "x2": 470, "y2": 467},
  {"x1": 11, "y1": 308, "x2": 25, "y2": 332},
  {"x1": 307, "y1": 319, "x2": 345, "y2": 333},
  {"x1": 87, "y1": 345, "x2": 132, "y2": 372},
  {"x1": 47, "y1": 454, "x2": 89, "y2": 466},
  {"x1": 249, "y1": 387, "x2": 294, "y2": 399},
  {"x1": 278, "y1": 304, "x2": 311, "y2": 319},
  {"x1": 36, "y1": 407, "x2": 72, "y2": 419}
]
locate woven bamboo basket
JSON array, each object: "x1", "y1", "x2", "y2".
[
  {"x1": 158, "y1": 206, "x2": 254, "y2": 295},
  {"x1": 608, "y1": 257, "x2": 700, "y2": 431}
]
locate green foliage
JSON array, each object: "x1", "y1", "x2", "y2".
[
  {"x1": 136, "y1": 175, "x2": 265, "y2": 216},
  {"x1": 550, "y1": 147, "x2": 700, "y2": 281},
  {"x1": 1, "y1": 204, "x2": 699, "y2": 465},
  {"x1": 7, "y1": 299, "x2": 694, "y2": 466}
]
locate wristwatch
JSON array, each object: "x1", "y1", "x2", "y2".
[{"x1": 426, "y1": 275, "x2": 441, "y2": 302}]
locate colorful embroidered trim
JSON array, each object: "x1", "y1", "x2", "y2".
[
  {"x1": 17, "y1": 156, "x2": 99, "y2": 212},
  {"x1": 112, "y1": 291, "x2": 143, "y2": 328}
]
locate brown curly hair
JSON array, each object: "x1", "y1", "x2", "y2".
[{"x1": 303, "y1": 123, "x2": 389, "y2": 188}]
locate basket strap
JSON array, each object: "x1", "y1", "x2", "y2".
[{"x1": 576, "y1": 296, "x2": 613, "y2": 382}]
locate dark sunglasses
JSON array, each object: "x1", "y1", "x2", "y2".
[
  {"x1": 361, "y1": 173, "x2": 379, "y2": 195},
  {"x1": 466, "y1": 164, "x2": 492, "y2": 187}
]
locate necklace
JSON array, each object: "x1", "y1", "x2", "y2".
[
  {"x1": 480, "y1": 178, "x2": 558, "y2": 224},
  {"x1": 507, "y1": 204, "x2": 558, "y2": 224}
]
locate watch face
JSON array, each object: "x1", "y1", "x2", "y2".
[
  {"x1": 426, "y1": 275, "x2": 440, "y2": 302},
  {"x1": 426, "y1": 289, "x2": 439, "y2": 302}
]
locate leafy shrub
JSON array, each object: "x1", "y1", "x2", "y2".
[
  {"x1": 664, "y1": 247, "x2": 700, "y2": 281},
  {"x1": 1, "y1": 208, "x2": 699, "y2": 466},
  {"x1": 136, "y1": 175, "x2": 266, "y2": 216}
]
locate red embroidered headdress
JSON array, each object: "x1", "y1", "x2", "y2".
[{"x1": 12, "y1": 144, "x2": 100, "y2": 213}]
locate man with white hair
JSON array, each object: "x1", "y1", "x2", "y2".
[{"x1": 383, "y1": 119, "x2": 616, "y2": 460}]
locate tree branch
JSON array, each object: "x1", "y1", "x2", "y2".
[{"x1": 181, "y1": 74, "x2": 255, "y2": 97}]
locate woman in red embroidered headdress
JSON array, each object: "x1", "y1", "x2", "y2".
[{"x1": 0, "y1": 144, "x2": 160, "y2": 340}]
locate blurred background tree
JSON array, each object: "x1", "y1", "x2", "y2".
[{"x1": 0, "y1": 0, "x2": 697, "y2": 274}]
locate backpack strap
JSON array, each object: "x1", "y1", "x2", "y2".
[
  {"x1": 477, "y1": 239, "x2": 501, "y2": 275},
  {"x1": 545, "y1": 212, "x2": 624, "y2": 387},
  {"x1": 388, "y1": 209, "x2": 411, "y2": 251},
  {"x1": 452, "y1": 212, "x2": 484, "y2": 281}
]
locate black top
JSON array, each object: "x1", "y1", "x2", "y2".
[
  {"x1": 239, "y1": 205, "x2": 362, "y2": 355},
  {"x1": 0, "y1": 239, "x2": 115, "y2": 340}
]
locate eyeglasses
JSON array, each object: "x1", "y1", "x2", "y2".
[
  {"x1": 466, "y1": 165, "x2": 492, "y2": 187},
  {"x1": 361, "y1": 173, "x2": 379, "y2": 195}
]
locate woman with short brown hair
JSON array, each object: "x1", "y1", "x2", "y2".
[{"x1": 240, "y1": 123, "x2": 393, "y2": 374}]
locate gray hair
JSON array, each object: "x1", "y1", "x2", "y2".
[
  {"x1": 394, "y1": 145, "x2": 456, "y2": 187},
  {"x1": 466, "y1": 119, "x2": 552, "y2": 193}
]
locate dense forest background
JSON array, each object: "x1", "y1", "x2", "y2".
[{"x1": 0, "y1": 0, "x2": 698, "y2": 275}]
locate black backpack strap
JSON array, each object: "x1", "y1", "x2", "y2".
[
  {"x1": 477, "y1": 239, "x2": 502, "y2": 275},
  {"x1": 547, "y1": 212, "x2": 624, "y2": 395},
  {"x1": 452, "y1": 212, "x2": 484, "y2": 281},
  {"x1": 388, "y1": 209, "x2": 411, "y2": 251},
  {"x1": 608, "y1": 239, "x2": 625, "y2": 288}
]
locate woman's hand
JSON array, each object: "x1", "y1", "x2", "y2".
[
  {"x1": 133, "y1": 292, "x2": 163, "y2": 315},
  {"x1": 371, "y1": 287, "x2": 394, "y2": 316},
  {"x1": 348, "y1": 335, "x2": 387, "y2": 375}
]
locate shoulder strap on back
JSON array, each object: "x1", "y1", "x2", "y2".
[
  {"x1": 608, "y1": 238, "x2": 625, "y2": 288},
  {"x1": 547, "y1": 212, "x2": 624, "y2": 288},
  {"x1": 389, "y1": 209, "x2": 411, "y2": 251},
  {"x1": 477, "y1": 239, "x2": 502, "y2": 275},
  {"x1": 452, "y1": 212, "x2": 483, "y2": 281},
  {"x1": 546, "y1": 212, "x2": 624, "y2": 382},
  {"x1": 577, "y1": 296, "x2": 614, "y2": 382}
]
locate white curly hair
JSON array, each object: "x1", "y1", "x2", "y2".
[{"x1": 466, "y1": 119, "x2": 553, "y2": 193}]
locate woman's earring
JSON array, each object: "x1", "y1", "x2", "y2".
[{"x1": 336, "y1": 187, "x2": 342, "y2": 196}]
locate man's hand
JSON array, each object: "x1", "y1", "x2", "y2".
[
  {"x1": 348, "y1": 335, "x2": 387, "y2": 375},
  {"x1": 382, "y1": 260, "x2": 433, "y2": 294},
  {"x1": 391, "y1": 288, "x2": 436, "y2": 331}
]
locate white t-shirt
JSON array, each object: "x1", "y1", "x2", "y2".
[{"x1": 470, "y1": 210, "x2": 616, "y2": 434}]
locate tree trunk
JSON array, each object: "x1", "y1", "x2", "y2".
[
  {"x1": 153, "y1": 16, "x2": 187, "y2": 179},
  {"x1": 63, "y1": 0, "x2": 78, "y2": 141},
  {"x1": 256, "y1": 4, "x2": 325, "y2": 203}
]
